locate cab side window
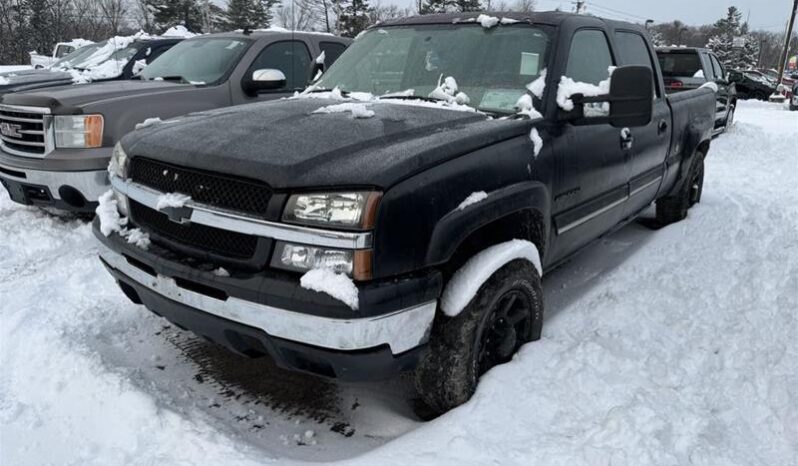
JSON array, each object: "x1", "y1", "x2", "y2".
[
  {"x1": 699, "y1": 52, "x2": 715, "y2": 80},
  {"x1": 319, "y1": 42, "x2": 348, "y2": 67},
  {"x1": 709, "y1": 54, "x2": 725, "y2": 81},
  {"x1": 566, "y1": 29, "x2": 614, "y2": 85},
  {"x1": 614, "y1": 31, "x2": 660, "y2": 97},
  {"x1": 248, "y1": 41, "x2": 312, "y2": 91}
]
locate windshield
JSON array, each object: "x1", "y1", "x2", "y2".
[
  {"x1": 317, "y1": 24, "x2": 551, "y2": 114},
  {"x1": 140, "y1": 38, "x2": 251, "y2": 84}
]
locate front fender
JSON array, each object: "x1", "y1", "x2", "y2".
[{"x1": 426, "y1": 181, "x2": 550, "y2": 266}]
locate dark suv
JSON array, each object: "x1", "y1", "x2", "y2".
[
  {"x1": 728, "y1": 70, "x2": 777, "y2": 100},
  {"x1": 657, "y1": 47, "x2": 736, "y2": 134}
]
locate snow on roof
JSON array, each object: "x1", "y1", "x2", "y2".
[
  {"x1": 161, "y1": 25, "x2": 197, "y2": 38},
  {"x1": 62, "y1": 39, "x2": 94, "y2": 49}
]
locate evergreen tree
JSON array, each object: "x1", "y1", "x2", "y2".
[
  {"x1": 706, "y1": 6, "x2": 759, "y2": 70},
  {"x1": 225, "y1": 0, "x2": 278, "y2": 30},
  {"x1": 337, "y1": 0, "x2": 371, "y2": 38},
  {"x1": 419, "y1": 0, "x2": 480, "y2": 14},
  {"x1": 146, "y1": 0, "x2": 206, "y2": 33}
]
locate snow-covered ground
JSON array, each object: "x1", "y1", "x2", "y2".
[
  {"x1": 1, "y1": 100, "x2": 796, "y2": 465},
  {"x1": 0, "y1": 65, "x2": 32, "y2": 73}
]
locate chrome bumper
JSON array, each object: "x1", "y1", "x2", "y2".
[
  {"x1": 0, "y1": 161, "x2": 109, "y2": 202},
  {"x1": 99, "y1": 244, "x2": 437, "y2": 354}
]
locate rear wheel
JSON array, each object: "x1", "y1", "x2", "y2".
[
  {"x1": 656, "y1": 151, "x2": 705, "y2": 225},
  {"x1": 414, "y1": 260, "x2": 543, "y2": 415},
  {"x1": 724, "y1": 104, "x2": 735, "y2": 130}
]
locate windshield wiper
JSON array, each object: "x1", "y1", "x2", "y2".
[
  {"x1": 378, "y1": 95, "x2": 445, "y2": 103},
  {"x1": 156, "y1": 75, "x2": 190, "y2": 84}
]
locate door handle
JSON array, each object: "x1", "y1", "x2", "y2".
[
  {"x1": 658, "y1": 120, "x2": 668, "y2": 135},
  {"x1": 620, "y1": 128, "x2": 633, "y2": 150}
]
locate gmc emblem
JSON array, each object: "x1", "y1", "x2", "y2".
[{"x1": 0, "y1": 122, "x2": 22, "y2": 138}]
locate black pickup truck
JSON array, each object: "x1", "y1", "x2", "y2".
[
  {"x1": 93, "y1": 12, "x2": 715, "y2": 414},
  {"x1": 0, "y1": 31, "x2": 349, "y2": 213}
]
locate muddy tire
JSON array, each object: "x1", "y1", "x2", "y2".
[
  {"x1": 656, "y1": 151, "x2": 705, "y2": 225},
  {"x1": 414, "y1": 260, "x2": 543, "y2": 415}
]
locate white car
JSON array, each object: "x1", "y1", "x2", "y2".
[{"x1": 29, "y1": 39, "x2": 94, "y2": 69}]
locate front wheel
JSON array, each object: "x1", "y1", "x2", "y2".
[{"x1": 415, "y1": 260, "x2": 543, "y2": 415}]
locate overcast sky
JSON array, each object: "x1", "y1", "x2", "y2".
[{"x1": 384, "y1": 0, "x2": 794, "y2": 31}]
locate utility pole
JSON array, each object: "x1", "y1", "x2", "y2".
[{"x1": 774, "y1": 0, "x2": 797, "y2": 100}]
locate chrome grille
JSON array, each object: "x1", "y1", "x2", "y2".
[{"x1": 0, "y1": 105, "x2": 50, "y2": 157}]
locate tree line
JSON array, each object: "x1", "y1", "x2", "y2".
[{"x1": 1, "y1": 0, "x2": 794, "y2": 71}]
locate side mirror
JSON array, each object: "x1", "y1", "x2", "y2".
[
  {"x1": 242, "y1": 68, "x2": 286, "y2": 95},
  {"x1": 607, "y1": 65, "x2": 654, "y2": 128}
]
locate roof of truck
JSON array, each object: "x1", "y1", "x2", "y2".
[
  {"x1": 379, "y1": 11, "x2": 645, "y2": 31},
  {"x1": 198, "y1": 29, "x2": 351, "y2": 43}
]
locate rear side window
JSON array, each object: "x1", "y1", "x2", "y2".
[
  {"x1": 566, "y1": 29, "x2": 614, "y2": 85},
  {"x1": 657, "y1": 52, "x2": 703, "y2": 78},
  {"x1": 614, "y1": 31, "x2": 660, "y2": 96},
  {"x1": 319, "y1": 42, "x2": 347, "y2": 67},
  {"x1": 249, "y1": 41, "x2": 312, "y2": 91}
]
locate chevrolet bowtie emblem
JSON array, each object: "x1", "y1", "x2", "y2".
[{"x1": 162, "y1": 206, "x2": 193, "y2": 225}]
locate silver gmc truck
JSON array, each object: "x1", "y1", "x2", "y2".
[{"x1": 0, "y1": 31, "x2": 349, "y2": 214}]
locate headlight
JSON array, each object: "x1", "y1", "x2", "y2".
[
  {"x1": 54, "y1": 114, "x2": 104, "y2": 148},
  {"x1": 282, "y1": 191, "x2": 381, "y2": 230},
  {"x1": 271, "y1": 241, "x2": 373, "y2": 280},
  {"x1": 108, "y1": 142, "x2": 128, "y2": 179}
]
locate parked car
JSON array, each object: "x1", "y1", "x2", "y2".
[
  {"x1": 0, "y1": 31, "x2": 350, "y2": 213},
  {"x1": 656, "y1": 47, "x2": 736, "y2": 134},
  {"x1": 790, "y1": 82, "x2": 798, "y2": 111},
  {"x1": 0, "y1": 36, "x2": 183, "y2": 96},
  {"x1": 93, "y1": 12, "x2": 716, "y2": 414},
  {"x1": 728, "y1": 69, "x2": 777, "y2": 100},
  {"x1": 29, "y1": 39, "x2": 94, "y2": 69},
  {"x1": 745, "y1": 69, "x2": 778, "y2": 86}
]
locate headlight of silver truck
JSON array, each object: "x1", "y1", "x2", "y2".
[
  {"x1": 54, "y1": 114, "x2": 104, "y2": 148},
  {"x1": 282, "y1": 191, "x2": 381, "y2": 230}
]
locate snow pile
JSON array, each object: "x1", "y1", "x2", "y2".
[
  {"x1": 693, "y1": 69, "x2": 705, "y2": 78},
  {"x1": 212, "y1": 267, "x2": 230, "y2": 277},
  {"x1": 527, "y1": 68, "x2": 547, "y2": 99},
  {"x1": 500, "y1": 17, "x2": 520, "y2": 24},
  {"x1": 136, "y1": 117, "x2": 163, "y2": 130},
  {"x1": 515, "y1": 94, "x2": 542, "y2": 120},
  {"x1": 300, "y1": 268, "x2": 359, "y2": 310},
  {"x1": 557, "y1": 66, "x2": 615, "y2": 112},
  {"x1": 315, "y1": 50, "x2": 325, "y2": 65},
  {"x1": 476, "y1": 14, "x2": 500, "y2": 29},
  {"x1": 313, "y1": 103, "x2": 375, "y2": 119},
  {"x1": 161, "y1": 25, "x2": 196, "y2": 38},
  {"x1": 529, "y1": 128, "x2": 543, "y2": 157},
  {"x1": 700, "y1": 81, "x2": 719, "y2": 92},
  {"x1": 428, "y1": 76, "x2": 470, "y2": 105},
  {"x1": 95, "y1": 190, "x2": 150, "y2": 250},
  {"x1": 457, "y1": 191, "x2": 488, "y2": 210},
  {"x1": 155, "y1": 192, "x2": 191, "y2": 210},
  {"x1": 132, "y1": 59, "x2": 147, "y2": 76},
  {"x1": 441, "y1": 239, "x2": 542, "y2": 316}
]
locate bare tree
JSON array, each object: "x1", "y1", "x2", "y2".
[{"x1": 99, "y1": 0, "x2": 128, "y2": 35}]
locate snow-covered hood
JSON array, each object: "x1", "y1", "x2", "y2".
[
  {"x1": 0, "y1": 80, "x2": 192, "y2": 112},
  {"x1": 0, "y1": 69, "x2": 73, "y2": 94},
  {"x1": 122, "y1": 98, "x2": 531, "y2": 189}
]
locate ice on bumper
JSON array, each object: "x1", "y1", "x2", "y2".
[
  {"x1": 300, "y1": 268, "x2": 359, "y2": 310},
  {"x1": 96, "y1": 190, "x2": 150, "y2": 250}
]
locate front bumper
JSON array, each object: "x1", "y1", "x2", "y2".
[
  {"x1": 93, "y1": 222, "x2": 441, "y2": 380},
  {"x1": 0, "y1": 147, "x2": 111, "y2": 211}
]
